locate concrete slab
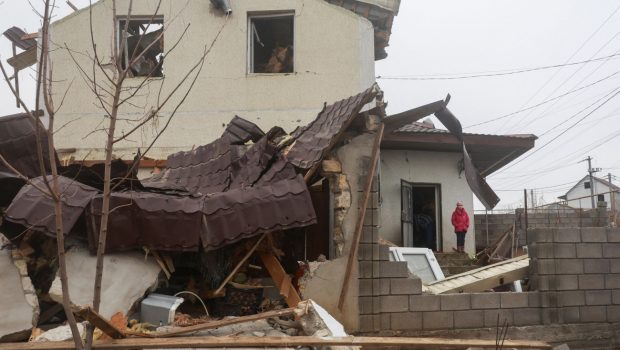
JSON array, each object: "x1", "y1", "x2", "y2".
[
  {"x1": 49, "y1": 246, "x2": 161, "y2": 319},
  {"x1": 0, "y1": 234, "x2": 38, "y2": 342}
]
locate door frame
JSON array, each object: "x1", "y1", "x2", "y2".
[{"x1": 400, "y1": 181, "x2": 442, "y2": 251}]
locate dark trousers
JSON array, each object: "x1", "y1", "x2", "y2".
[{"x1": 456, "y1": 231, "x2": 466, "y2": 246}]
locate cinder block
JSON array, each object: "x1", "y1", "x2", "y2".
[
  {"x1": 532, "y1": 243, "x2": 554, "y2": 258},
  {"x1": 611, "y1": 259, "x2": 620, "y2": 273},
  {"x1": 585, "y1": 290, "x2": 611, "y2": 305},
  {"x1": 371, "y1": 314, "x2": 381, "y2": 332},
  {"x1": 378, "y1": 244, "x2": 390, "y2": 261},
  {"x1": 608, "y1": 228, "x2": 620, "y2": 242},
  {"x1": 580, "y1": 305, "x2": 607, "y2": 322},
  {"x1": 530, "y1": 228, "x2": 554, "y2": 243},
  {"x1": 380, "y1": 313, "x2": 390, "y2": 330},
  {"x1": 605, "y1": 275, "x2": 620, "y2": 289},
  {"x1": 613, "y1": 290, "x2": 620, "y2": 304},
  {"x1": 584, "y1": 259, "x2": 610, "y2": 274},
  {"x1": 454, "y1": 310, "x2": 484, "y2": 329},
  {"x1": 361, "y1": 226, "x2": 379, "y2": 244},
  {"x1": 359, "y1": 244, "x2": 373, "y2": 261},
  {"x1": 500, "y1": 293, "x2": 529, "y2": 308},
  {"x1": 441, "y1": 294, "x2": 471, "y2": 311},
  {"x1": 528, "y1": 292, "x2": 541, "y2": 307},
  {"x1": 379, "y1": 261, "x2": 409, "y2": 278},
  {"x1": 471, "y1": 293, "x2": 500, "y2": 309},
  {"x1": 483, "y1": 309, "x2": 514, "y2": 328},
  {"x1": 555, "y1": 275, "x2": 578, "y2": 290},
  {"x1": 359, "y1": 261, "x2": 373, "y2": 278},
  {"x1": 559, "y1": 291, "x2": 585, "y2": 307},
  {"x1": 541, "y1": 308, "x2": 560, "y2": 324},
  {"x1": 373, "y1": 297, "x2": 382, "y2": 314},
  {"x1": 554, "y1": 228, "x2": 581, "y2": 243},
  {"x1": 423, "y1": 311, "x2": 454, "y2": 330},
  {"x1": 602, "y1": 243, "x2": 620, "y2": 258},
  {"x1": 607, "y1": 305, "x2": 620, "y2": 322},
  {"x1": 576, "y1": 243, "x2": 603, "y2": 258},
  {"x1": 554, "y1": 243, "x2": 576, "y2": 258},
  {"x1": 390, "y1": 312, "x2": 423, "y2": 330},
  {"x1": 532, "y1": 275, "x2": 554, "y2": 291},
  {"x1": 372, "y1": 278, "x2": 390, "y2": 296},
  {"x1": 555, "y1": 259, "x2": 583, "y2": 274},
  {"x1": 578, "y1": 274, "x2": 605, "y2": 290},
  {"x1": 410, "y1": 295, "x2": 440, "y2": 311},
  {"x1": 363, "y1": 208, "x2": 380, "y2": 226},
  {"x1": 560, "y1": 307, "x2": 580, "y2": 323},
  {"x1": 359, "y1": 315, "x2": 373, "y2": 332},
  {"x1": 537, "y1": 260, "x2": 556, "y2": 275},
  {"x1": 359, "y1": 279, "x2": 373, "y2": 296},
  {"x1": 538, "y1": 292, "x2": 559, "y2": 308},
  {"x1": 359, "y1": 296, "x2": 373, "y2": 314},
  {"x1": 513, "y1": 308, "x2": 542, "y2": 326},
  {"x1": 380, "y1": 295, "x2": 409, "y2": 313},
  {"x1": 390, "y1": 278, "x2": 422, "y2": 295},
  {"x1": 371, "y1": 243, "x2": 381, "y2": 261},
  {"x1": 582, "y1": 228, "x2": 607, "y2": 242}
]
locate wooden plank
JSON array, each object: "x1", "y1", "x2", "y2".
[
  {"x1": 338, "y1": 123, "x2": 384, "y2": 311},
  {"x1": 214, "y1": 233, "x2": 266, "y2": 296},
  {"x1": 74, "y1": 307, "x2": 126, "y2": 339},
  {"x1": 130, "y1": 307, "x2": 297, "y2": 338},
  {"x1": 260, "y1": 252, "x2": 302, "y2": 307},
  {"x1": 7, "y1": 47, "x2": 37, "y2": 71},
  {"x1": 0, "y1": 335, "x2": 552, "y2": 349}
]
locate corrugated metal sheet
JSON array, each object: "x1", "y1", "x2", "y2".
[
  {"x1": 222, "y1": 116, "x2": 265, "y2": 145},
  {"x1": 3, "y1": 27, "x2": 36, "y2": 50},
  {"x1": 287, "y1": 85, "x2": 378, "y2": 170},
  {"x1": 59, "y1": 159, "x2": 142, "y2": 191},
  {"x1": 3, "y1": 176, "x2": 98, "y2": 238}
]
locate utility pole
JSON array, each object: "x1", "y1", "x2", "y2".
[
  {"x1": 582, "y1": 156, "x2": 601, "y2": 209},
  {"x1": 610, "y1": 173, "x2": 617, "y2": 226},
  {"x1": 531, "y1": 189, "x2": 535, "y2": 208}
]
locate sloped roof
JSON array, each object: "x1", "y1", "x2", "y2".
[{"x1": 561, "y1": 175, "x2": 620, "y2": 199}]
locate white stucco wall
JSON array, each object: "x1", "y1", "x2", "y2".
[
  {"x1": 47, "y1": 0, "x2": 376, "y2": 160},
  {"x1": 565, "y1": 177, "x2": 620, "y2": 209},
  {"x1": 379, "y1": 149, "x2": 476, "y2": 254}
]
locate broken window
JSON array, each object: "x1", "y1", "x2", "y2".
[
  {"x1": 249, "y1": 13, "x2": 294, "y2": 74},
  {"x1": 118, "y1": 18, "x2": 164, "y2": 77}
]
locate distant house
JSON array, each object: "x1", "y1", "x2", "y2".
[
  {"x1": 379, "y1": 102, "x2": 537, "y2": 254},
  {"x1": 558, "y1": 175, "x2": 620, "y2": 209}
]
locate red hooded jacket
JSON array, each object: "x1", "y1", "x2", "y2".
[{"x1": 451, "y1": 207, "x2": 470, "y2": 233}]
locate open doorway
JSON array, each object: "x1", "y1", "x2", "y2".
[{"x1": 401, "y1": 181, "x2": 441, "y2": 251}]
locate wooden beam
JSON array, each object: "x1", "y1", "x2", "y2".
[
  {"x1": 7, "y1": 46, "x2": 37, "y2": 71},
  {"x1": 0, "y1": 336, "x2": 552, "y2": 349},
  {"x1": 337, "y1": 123, "x2": 384, "y2": 311},
  {"x1": 260, "y1": 252, "x2": 302, "y2": 307},
  {"x1": 74, "y1": 307, "x2": 125, "y2": 339},
  {"x1": 213, "y1": 233, "x2": 266, "y2": 296}
]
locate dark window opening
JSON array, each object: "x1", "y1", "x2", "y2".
[
  {"x1": 249, "y1": 14, "x2": 294, "y2": 74},
  {"x1": 584, "y1": 181, "x2": 591, "y2": 189},
  {"x1": 118, "y1": 18, "x2": 164, "y2": 77},
  {"x1": 598, "y1": 194, "x2": 605, "y2": 202}
]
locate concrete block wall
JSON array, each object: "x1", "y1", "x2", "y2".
[{"x1": 529, "y1": 227, "x2": 620, "y2": 324}]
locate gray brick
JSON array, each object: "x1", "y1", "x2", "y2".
[
  {"x1": 559, "y1": 291, "x2": 585, "y2": 307},
  {"x1": 390, "y1": 312, "x2": 422, "y2": 330},
  {"x1": 554, "y1": 243, "x2": 576, "y2": 258},
  {"x1": 378, "y1": 244, "x2": 390, "y2": 261},
  {"x1": 532, "y1": 243, "x2": 554, "y2": 258},
  {"x1": 582, "y1": 228, "x2": 607, "y2": 242},
  {"x1": 614, "y1": 290, "x2": 620, "y2": 304},
  {"x1": 371, "y1": 314, "x2": 381, "y2": 331},
  {"x1": 578, "y1": 274, "x2": 605, "y2": 290},
  {"x1": 513, "y1": 308, "x2": 542, "y2": 326},
  {"x1": 555, "y1": 228, "x2": 581, "y2": 242},
  {"x1": 380, "y1": 295, "x2": 409, "y2": 313},
  {"x1": 532, "y1": 275, "x2": 555, "y2": 291},
  {"x1": 359, "y1": 243, "x2": 373, "y2": 261},
  {"x1": 361, "y1": 226, "x2": 379, "y2": 244},
  {"x1": 423, "y1": 311, "x2": 454, "y2": 330},
  {"x1": 483, "y1": 309, "x2": 514, "y2": 327},
  {"x1": 556, "y1": 275, "x2": 578, "y2": 290},
  {"x1": 580, "y1": 305, "x2": 607, "y2": 322},
  {"x1": 528, "y1": 292, "x2": 541, "y2": 307},
  {"x1": 537, "y1": 260, "x2": 556, "y2": 275},
  {"x1": 584, "y1": 259, "x2": 610, "y2": 274},
  {"x1": 531, "y1": 228, "x2": 554, "y2": 243},
  {"x1": 390, "y1": 278, "x2": 422, "y2": 295},
  {"x1": 605, "y1": 275, "x2": 620, "y2": 289},
  {"x1": 379, "y1": 261, "x2": 409, "y2": 278},
  {"x1": 541, "y1": 308, "x2": 560, "y2": 324},
  {"x1": 358, "y1": 315, "x2": 373, "y2": 332},
  {"x1": 359, "y1": 297, "x2": 373, "y2": 314},
  {"x1": 576, "y1": 243, "x2": 603, "y2": 258},
  {"x1": 608, "y1": 305, "x2": 620, "y2": 322},
  {"x1": 603, "y1": 243, "x2": 620, "y2": 258},
  {"x1": 363, "y1": 208, "x2": 380, "y2": 226},
  {"x1": 471, "y1": 293, "x2": 500, "y2": 309},
  {"x1": 380, "y1": 313, "x2": 391, "y2": 330},
  {"x1": 454, "y1": 310, "x2": 484, "y2": 329},
  {"x1": 560, "y1": 307, "x2": 580, "y2": 323},
  {"x1": 373, "y1": 296, "x2": 382, "y2": 314},
  {"x1": 500, "y1": 293, "x2": 528, "y2": 308},
  {"x1": 585, "y1": 290, "x2": 611, "y2": 305},
  {"x1": 608, "y1": 228, "x2": 620, "y2": 242},
  {"x1": 441, "y1": 294, "x2": 471, "y2": 311},
  {"x1": 611, "y1": 259, "x2": 620, "y2": 273},
  {"x1": 555, "y1": 259, "x2": 583, "y2": 274},
  {"x1": 410, "y1": 295, "x2": 440, "y2": 311},
  {"x1": 372, "y1": 278, "x2": 390, "y2": 296},
  {"x1": 539, "y1": 292, "x2": 558, "y2": 308},
  {"x1": 359, "y1": 261, "x2": 372, "y2": 278},
  {"x1": 359, "y1": 279, "x2": 373, "y2": 296}
]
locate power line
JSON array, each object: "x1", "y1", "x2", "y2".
[
  {"x1": 463, "y1": 71, "x2": 620, "y2": 129},
  {"x1": 376, "y1": 53, "x2": 620, "y2": 80}
]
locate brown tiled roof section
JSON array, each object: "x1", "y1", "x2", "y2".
[
  {"x1": 222, "y1": 115, "x2": 265, "y2": 145},
  {"x1": 287, "y1": 85, "x2": 378, "y2": 170}
]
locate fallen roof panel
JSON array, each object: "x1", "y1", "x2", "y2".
[{"x1": 2, "y1": 27, "x2": 36, "y2": 50}]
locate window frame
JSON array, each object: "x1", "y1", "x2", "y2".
[
  {"x1": 388, "y1": 247, "x2": 445, "y2": 283},
  {"x1": 247, "y1": 11, "x2": 295, "y2": 75},
  {"x1": 116, "y1": 16, "x2": 165, "y2": 78}
]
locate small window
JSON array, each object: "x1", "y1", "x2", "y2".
[
  {"x1": 118, "y1": 18, "x2": 164, "y2": 77},
  {"x1": 584, "y1": 181, "x2": 591, "y2": 189},
  {"x1": 598, "y1": 194, "x2": 605, "y2": 202},
  {"x1": 249, "y1": 13, "x2": 294, "y2": 74}
]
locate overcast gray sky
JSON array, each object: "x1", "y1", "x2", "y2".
[{"x1": 1, "y1": 0, "x2": 619, "y2": 211}]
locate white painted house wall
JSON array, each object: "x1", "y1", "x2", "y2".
[
  {"x1": 564, "y1": 176, "x2": 620, "y2": 210},
  {"x1": 46, "y1": 0, "x2": 376, "y2": 160},
  {"x1": 379, "y1": 149, "x2": 476, "y2": 254}
]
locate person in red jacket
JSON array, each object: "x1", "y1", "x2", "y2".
[{"x1": 451, "y1": 201, "x2": 470, "y2": 253}]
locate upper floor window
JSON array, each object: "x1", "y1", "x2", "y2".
[
  {"x1": 118, "y1": 17, "x2": 164, "y2": 78},
  {"x1": 584, "y1": 181, "x2": 591, "y2": 189},
  {"x1": 249, "y1": 13, "x2": 294, "y2": 74}
]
